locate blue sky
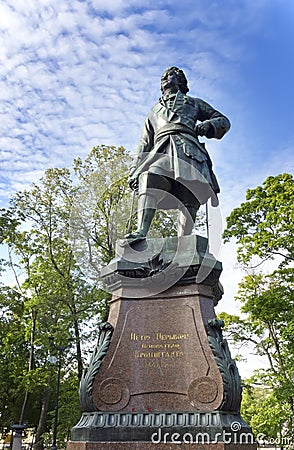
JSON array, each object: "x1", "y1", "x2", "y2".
[
  {"x1": 1, "y1": 0, "x2": 293, "y2": 208},
  {"x1": 0, "y1": 1, "x2": 294, "y2": 372}
]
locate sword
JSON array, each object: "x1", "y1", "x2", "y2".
[
  {"x1": 126, "y1": 188, "x2": 136, "y2": 235},
  {"x1": 205, "y1": 201, "x2": 210, "y2": 252}
]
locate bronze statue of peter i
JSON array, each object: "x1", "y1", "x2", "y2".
[{"x1": 126, "y1": 66, "x2": 230, "y2": 242}]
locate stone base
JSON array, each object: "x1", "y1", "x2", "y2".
[
  {"x1": 67, "y1": 442, "x2": 257, "y2": 449},
  {"x1": 100, "y1": 235, "x2": 223, "y2": 302},
  {"x1": 68, "y1": 411, "x2": 256, "y2": 449},
  {"x1": 69, "y1": 236, "x2": 256, "y2": 450}
]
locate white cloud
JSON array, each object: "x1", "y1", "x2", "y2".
[{"x1": 0, "y1": 0, "x2": 292, "y2": 203}]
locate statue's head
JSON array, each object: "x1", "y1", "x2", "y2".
[{"x1": 161, "y1": 67, "x2": 189, "y2": 94}]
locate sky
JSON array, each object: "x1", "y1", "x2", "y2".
[{"x1": 0, "y1": 1, "x2": 294, "y2": 374}]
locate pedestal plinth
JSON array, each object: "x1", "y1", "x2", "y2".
[{"x1": 67, "y1": 236, "x2": 256, "y2": 449}]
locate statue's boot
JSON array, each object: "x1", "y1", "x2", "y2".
[
  {"x1": 177, "y1": 204, "x2": 199, "y2": 236},
  {"x1": 124, "y1": 193, "x2": 157, "y2": 241}
]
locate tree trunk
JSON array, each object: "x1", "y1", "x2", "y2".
[
  {"x1": 72, "y1": 311, "x2": 83, "y2": 381},
  {"x1": 19, "y1": 309, "x2": 37, "y2": 424},
  {"x1": 33, "y1": 377, "x2": 52, "y2": 450}
]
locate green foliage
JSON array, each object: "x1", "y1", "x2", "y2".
[
  {"x1": 220, "y1": 271, "x2": 294, "y2": 442},
  {"x1": 241, "y1": 385, "x2": 290, "y2": 441},
  {"x1": 71, "y1": 145, "x2": 132, "y2": 276},
  {"x1": 44, "y1": 369, "x2": 81, "y2": 447},
  {"x1": 221, "y1": 173, "x2": 294, "y2": 444},
  {"x1": 223, "y1": 173, "x2": 294, "y2": 268},
  {"x1": 0, "y1": 288, "x2": 27, "y2": 426},
  {"x1": 151, "y1": 207, "x2": 206, "y2": 238}
]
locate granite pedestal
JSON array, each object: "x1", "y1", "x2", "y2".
[{"x1": 67, "y1": 236, "x2": 256, "y2": 449}]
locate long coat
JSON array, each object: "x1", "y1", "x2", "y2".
[{"x1": 130, "y1": 91, "x2": 230, "y2": 206}]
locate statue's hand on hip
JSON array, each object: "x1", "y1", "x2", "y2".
[{"x1": 196, "y1": 121, "x2": 214, "y2": 138}]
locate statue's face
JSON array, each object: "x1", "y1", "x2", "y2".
[{"x1": 161, "y1": 68, "x2": 180, "y2": 92}]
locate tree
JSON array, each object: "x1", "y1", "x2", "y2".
[
  {"x1": 71, "y1": 145, "x2": 132, "y2": 279},
  {"x1": 241, "y1": 384, "x2": 290, "y2": 445},
  {"x1": 1, "y1": 166, "x2": 110, "y2": 446},
  {"x1": 221, "y1": 173, "x2": 294, "y2": 444},
  {"x1": 9, "y1": 167, "x2": 88, "y2": 382},
  {"x1": 223, "y1": 173, "x2": 294, "y2": 268},
  {"x1": 0, "y1": 287, "x2": 29, "y2": 429}
]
